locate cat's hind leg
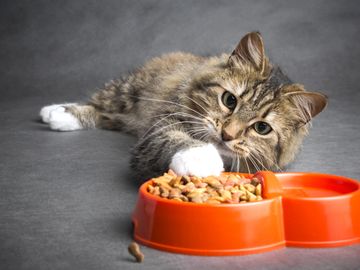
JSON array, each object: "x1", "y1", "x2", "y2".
[{"x1": 40, "y1": 103, "x2": 98, "y2": 131}]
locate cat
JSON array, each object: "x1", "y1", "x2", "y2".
[{"x1": 39, "y1": 32, "x2": 327, "y2": 179}]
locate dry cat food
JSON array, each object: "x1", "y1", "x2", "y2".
[
  {"x1": 128, "y1": 241, "x2": 144, "y2": 263},
  {"x1": 147, "y1": 170, "x2": 263, "y2": 204}
]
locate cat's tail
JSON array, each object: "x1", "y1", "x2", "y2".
[{"x1": 39, "y1": 103, "x2": 99, "y2": 131}]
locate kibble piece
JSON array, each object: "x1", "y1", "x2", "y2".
[
  {"x1": 190, "y1": 194, "x2": 204, "y2": 203},
  {"x1": 152, "y1": 186, "x2": 160, "y2": 196},
  {"x1": 205, "y1": 198, "x2": 221, "y2": 204},
  {"x1": 181, "y1": 175, "x2": 191, "y2": 184},
  {"x1": 219, "y1": 190, "x2": 232, "y2": 201},
  {"x1": 246, "y1": 190, "x2": 257, "y2": 202},
  {"x1": 179, "y1": 194, "x2": 189, "y2": 202},
  {"x1": 128, "y1": 242, "x2": 144, "y2": 263},
  {"x1": 191, "y1": 177, "x2": 202, "y2": 187},
  {"x1": 255, "y1": 184, "x2": 262, "y2": 196},
  {"x1": 182, "y1": 182, "x2": 196, "y2": 193},
  {"x1": 169, "y1": 176, "x2": 181, "y2": 186},
  {"x1": 168, "y1": 169, "x2": 177, "y2": 176},
  {"x1": 251, "y1": 178, "x2": 261, "y2": 186},
  {"x1": 153, "y1": 178, "x2": 172, "y2": 189},
  {"x1": 169, "y1": 188, "x2": 181, "y2": 199},
  {"x1": 147, "y1": 185, "x2": 155, "y2": 193},
  {"x1": 160, "y1": 189, "x2": 169, "y2": 198},
  {"x1": 203, "y1": 176, "x2": 222, "y2": 189},
  {"x1": 239, "y1": 184, "x2": 247, "y2": 192},
  {"x1": 244, "y1": 183, "x2": 256, "y2": 193}
]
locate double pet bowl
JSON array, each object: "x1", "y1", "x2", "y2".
[{"x1": 131, "y1": 171, "x2": 360, "y2": 255}]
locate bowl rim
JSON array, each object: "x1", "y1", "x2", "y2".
[{"x1": 275, "y1": 172, "x2": 360, "y2": 201}]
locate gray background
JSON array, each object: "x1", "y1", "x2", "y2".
[{"x1": 1, "y1": 0, "x2": 359, "y2": 269}]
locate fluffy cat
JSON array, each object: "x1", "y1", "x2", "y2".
[{"x1": 40, "y1": 32, "x2": 327, "y2": 179}]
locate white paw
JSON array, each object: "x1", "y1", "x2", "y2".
[
  {"x1": 169, "y1": 144, "x2": 224, "y2": 177},
  {"x1": 42, "y1": 106, "x2": 82, "y2": 131},
  {"x1": 40, "y1": 103, "x2": 76, "y2": 123}
]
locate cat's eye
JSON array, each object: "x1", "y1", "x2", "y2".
[
  {"x1": 253, "y1": 121, "x2": 272, "y2": 135},
  {"x1": 221, "y1": 91, "x2": 237, "y2": 110}
]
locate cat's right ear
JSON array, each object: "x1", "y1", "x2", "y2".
[
  {"x1": 282, "y1": 84, "x2": 328, "y2": 125},
  {"x1": 228, "y1": 32, "x2": 267, "y2": 74}
]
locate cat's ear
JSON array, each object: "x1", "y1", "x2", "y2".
[
  {"x1": 229, "y1": 32, "x2": 267, "y2": 73},
  {"x1": 283, "y1": 84, "x2": 328, "y2": 124}
]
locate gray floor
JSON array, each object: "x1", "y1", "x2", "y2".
[{"x1": 1, "y1": 1, "x2": 360, "y2": 269}]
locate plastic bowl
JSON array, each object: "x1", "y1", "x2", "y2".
[{"x1": 131, "y1": 171, "x2": 360, "y2": 256}]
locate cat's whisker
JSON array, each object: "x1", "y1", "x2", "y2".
[
  {"x1": 230, "y1": 156, "x2": 235, "y2": 172},
  {"x1": 146, "y1": 112, "x2": 206, "y2": 129},
  {"x1": 184, "y1": 125, "x2": 210, "y2": 136},
  {"x1": 141, "y1": 120, "x2": 206, "y2": 141},
  {"x1": 249, "y1": 152, "x2": 265, "y2": 171},
  {"x1": 148, "y1": 111, "x2": 204, "y2": 122},
  {"x1": 141, "y1": 113, "x2": 181, "y2": 139},
  {"x1": 166, "y1": 111, "x2": 205, "y2": 122},
  {"x1": 258, "y1": 153, "x2": 282, "y2": 172},
  {"x1": 184, "y1": 96, "x2": 211, "y2": 117},
  {"x1": 251, "y1": 148, "x2": 269, "y2": 167},
  {"x1": 141, "y1": 113, "x2": 205, "y2": 140},
  {"x1": 127, "y1": 95, "x2": 208, "y2": 119},
  {"x1": 140, "y1": 121, "x2": 184, "y2": 141},
  {"x1": 187, "y1": 130, "x2": 208, "y2": 139},
  {"x1": 255, "y1": 154, "x2": 272, "y2": 172},
  {"x1": 250, "y1": 153, "x2": 270, "y2": 172},
  {"x1": 252, "y1": 148, "x2": 283, "y2": 172},
  {"x1": 253, "y1": 154, "x2": 270, "y2": 171},
  {"x1": 197, "y1": 132, "x2": 210, "y2": 142},
  {"x1": 248, "y1": 155, "x2": 261, "y2": 172},
  {"x1": 236, "y1": 154, "x2": 240, "y2": 172},
  {"x1": 187, "y1": 126, "x2": 208, "y2": 132},
  {"x1": 187, "y1": 129, "x2": 204, "y2": 135},
  {"x1": 243, "y1": 157, "x2": 251, "y2": 174},
  {"x1": 188, "y1": 130, "x2": 208, "y2": 137}
]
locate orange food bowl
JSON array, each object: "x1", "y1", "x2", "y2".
[{"x1": 131, "y1": 171, "x2": 360, "y2": 256}]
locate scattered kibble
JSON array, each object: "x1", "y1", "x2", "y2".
[
  {"x1": 147, "y1": 170, "x2": 263, "y2": 204},
  {"x1": 128, "y1": 242, "x2": 144, "y2": 263}
]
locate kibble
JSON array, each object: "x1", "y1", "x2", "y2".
[
  {"x1": 147, "y1": 170, "x2": 263, "y2": 204},
  {"x1": 128, "y1": 242, "x2": 144, "y2": 263}
]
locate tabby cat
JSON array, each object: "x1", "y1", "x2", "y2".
[{"x1": 40, "y1": 32, "x2": 327, "y2": 179}]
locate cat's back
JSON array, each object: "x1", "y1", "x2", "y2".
[{"x1": 140, "y1": 51, "x2": 205, "y2": 77}]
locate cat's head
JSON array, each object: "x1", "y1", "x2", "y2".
[{"x1": 188, "y1": 32, "x2": 327, "y2": 172}]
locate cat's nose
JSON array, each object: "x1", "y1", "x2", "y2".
[{"x1": 221, "y1": 130, "x2": 234, "y2": 141}]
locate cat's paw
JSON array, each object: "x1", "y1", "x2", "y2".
[
  {"x1": 40, "y1": 103, "x2": 76, "y2": 123},
  {"x1": 169, "y1": 144, "x2": 224, "y2": 177},
  {"x1": 40, "y1": 104, "x2": 82, "y2": 131}
]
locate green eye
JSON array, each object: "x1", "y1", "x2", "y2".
[
  {"x1": 253, "y1": 121, "x2": 272, "y2": 135},
  {"x1": 221, "y1": 91, "x2": 237, "y2": 110}
]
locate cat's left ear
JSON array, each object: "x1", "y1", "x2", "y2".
[
  {"x1": 229, "y1": 32, "x2": 268, "y2": 74},
  {"x1": 283, "y1": 84, "x2": 328, "y2": 124}
]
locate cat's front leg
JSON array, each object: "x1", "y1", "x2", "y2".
[
  {"x1": 169, "y1": 144, "x2": 224, "y2": 177},
  {"x1": 131, "y1": 129, "x2": 224, "y2": 179}
]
